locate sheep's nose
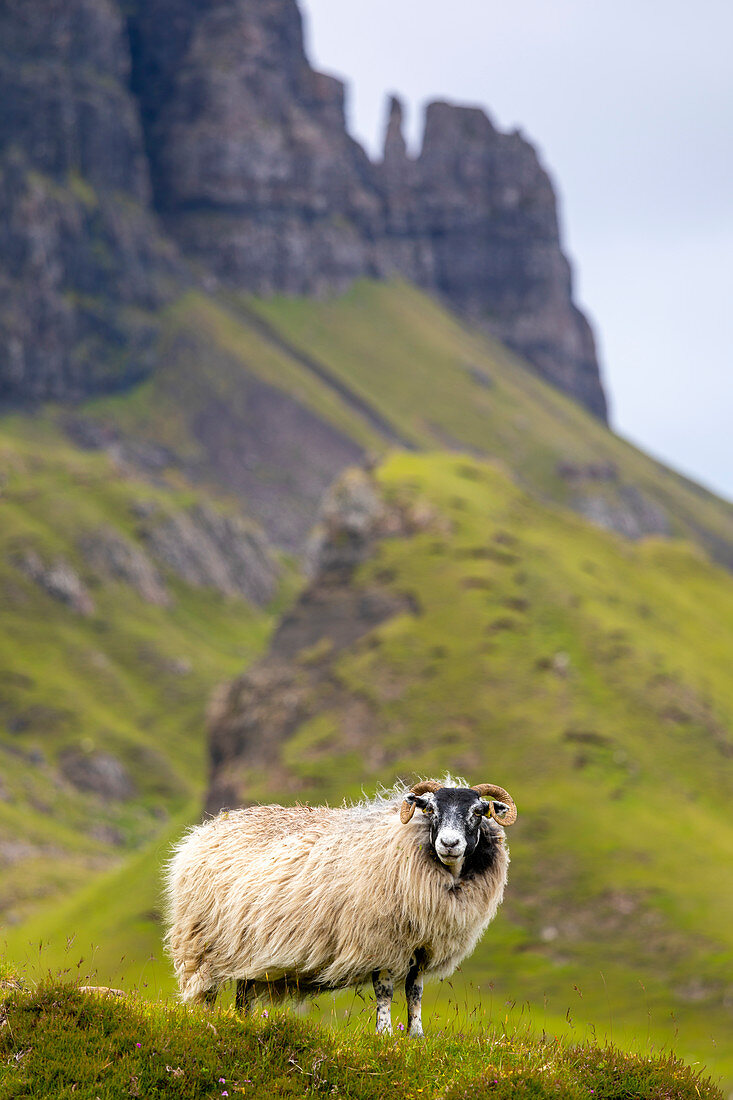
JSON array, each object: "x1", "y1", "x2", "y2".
[{"x1": 442, "y1": 837, "x2": 461, "y2": 850}]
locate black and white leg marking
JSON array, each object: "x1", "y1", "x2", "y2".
[
  {"x1": 372, "y1": 969, "x2": 394, "y2": 1035},
  {"x1": 235, "y1": 979, "x2": 255, "y2": 1014},
  {"x1": 405, "y1": 952, "x2": 425, "y2": 1037}
]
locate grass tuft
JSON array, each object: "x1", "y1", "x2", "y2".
[{"x1": 0, "y1": 981, "x2": 722, "y2": 1100}]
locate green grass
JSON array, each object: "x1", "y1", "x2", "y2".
[
  {"x1": 0, "y1": 981, "x2": 722, "y2": 1099},
  {"x1": 3, "y1": 283, "x2": 733, "y2": 1093},
  {"x1": 6, "y1": 450, "x2": 731, "y2": 1086},
  {"x1": 2, "y1": 808, "x2": 194, "y2": 1001},
  {"x1": 190, "y1": 452, "x2": 733, "y2": 1090},
  {"x1": 249, "y1": 281, "x2": 733, "y2": 561},
  {"x1": 0, "y1": 416, "x2": 292, "y2": 927},
  {"x1": 74, "y1": 281, "x2": 732, "y2": 570},
  {"x1": 85, "y1": 291, "x2": 385, "y2": 462}
]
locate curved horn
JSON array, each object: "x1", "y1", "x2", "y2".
[
  {"x1": 400, "y1": 780, "x2": 442, "y2": 824},
  {"x1": 471, "y1": 783, "x2": 517, "y2": 826}
]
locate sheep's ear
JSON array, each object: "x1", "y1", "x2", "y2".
[
  {"x1": 409, "y1": 794, "x2": 431, "y2": 810},
  {"x1": 400, "y1": 793, "x2": 431, "y2": 823},
  {"x1": 479, "y1": 800, "x2": 510, "y2": 819}
]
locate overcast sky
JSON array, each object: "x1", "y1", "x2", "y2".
[{"x1": 300, "y1": 0, "x2": 732, "y2": 503}]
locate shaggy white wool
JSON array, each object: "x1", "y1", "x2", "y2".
[{"x1": 165, "y1": 782, "x2": 509, "y2": 1004}]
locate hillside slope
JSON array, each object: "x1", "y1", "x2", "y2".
[
  {"x1": 206, "y1": 454, "x2": 733, "y2": 1087},
  {"x1": 66, "y1": 281, "x2": 733, "y2": 564},
  {"x1": 0, "y1": 416, "x2": 293, "y2": 928}
]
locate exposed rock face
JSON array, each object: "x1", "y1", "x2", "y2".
[
  {"x1": 128, "y1": 0, "x2": 607, "y2": 419},
  {"x1": 79, "y1": 527, "x2": 171, "y2": 606},
  {"x1": 13, "y1": 504, "x2": 279, "y2": 614},
  {"x1": 58, "y1": 748, "x2": 135, "y2": 801},
  {"x1": 0, "y1": 0, "x2": 174, "y2": 404},
  {"x1": 556, "y1": 463, "x2": 672, "y2": 540},
  {"x1": 407, "y1": 103, "x2": 606, "y2": 420},
  {"x1": 128, "y1": 0, "x2": 379, "y2": 294},
  {"x1": 1, "y1": 0, "x2": 607, "y2": 418},
  {"x1": 205, "y1": 467, "x2": 436, "y2": 813},
  {"x1": 15, "y1": 549, "x2": 95, "y2": 616},
  {"x1": 140, "y1": 503, "x2": 280, "y2": 605}
]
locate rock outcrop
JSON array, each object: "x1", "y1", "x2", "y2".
[
  {"x1": 79, "y1": 526, "x2": 171, "y2": 607},
  {"x1": 402, "y1": 103, "x2": 606, "y2": 419},
  {"x1": 205, "y1": 467, "x2": 437, "y2": 813},
  {"x1": 1, "y1": 0, "x2": 607, "y2": 419},
  {"x1": 14, "y1": 549, "x2": 95, "y2": 616},
  {"x1": 128, "y1": 0, "x2": 380, "y2": 295},
  {"x1": 140, "y1": 503, "x2": 280, "y2": 606},
  {"x1": 127, "y1": 0, "x2": 607, "y2": 419}
]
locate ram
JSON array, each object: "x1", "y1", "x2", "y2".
[{"x1": 165, "y1": 777, "x2": 517, "y2": 1035}]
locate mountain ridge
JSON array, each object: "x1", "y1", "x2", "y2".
[{"x1": 1, "y1": 0, "x2": 606, "y2": 419}]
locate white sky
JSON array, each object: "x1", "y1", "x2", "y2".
[{"x1": 300, "y1": 0, "x2": 732, "y2": 503}]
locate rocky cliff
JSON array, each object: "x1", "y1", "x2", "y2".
[
  {"x1": 0, "y1": 0, "x2": 177, "y2": 404},
  {"x1": 128, "y1": 0, "x2": 607, "y2": 419},
  {"x1": 0, "y1": 0, "x2": 607, "y2": 419}
]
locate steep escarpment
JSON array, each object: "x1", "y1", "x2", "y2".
[
  {"x1": 128, "y1": 0, "x2": 380, "y2": 293},
  {"x1": 0, "y1": 0, "x2": 606, "y2": 417},
  {"x1": 0, "y1": 0, "x2": 175, "y2": 404},
  {"x1": 125, "y1": 0, "x2": 606, "y2": 418},
  {"x1": 400, "y1": 101, "x2": 606, "y2": 419}
]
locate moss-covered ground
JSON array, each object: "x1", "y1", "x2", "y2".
[{"x1": 0, "y1": 981, "x2": 722, "y2": 1099}]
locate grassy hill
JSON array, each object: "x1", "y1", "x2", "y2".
[
  {"x1": 72, "y1": 281, "x2": 733, "y2": 561},
  {"x1": 1, "y1": 281, "x2": 732, "y2": 1092},
  {"x1": 202, "y1": 452, "x2": 733, "y2": 1089},
  {"x1": 0, "y1": 981, "x2": 723, "y2": 1099},
  {"x1": 10, "y1": 452, "x2": 731, "y2": 1086},
  {"x1": 0, "y1": 415, "x2": 296, "y2": 929}
]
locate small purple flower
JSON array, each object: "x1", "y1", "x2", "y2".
[
  {"x1": 397, "y1": 1023, "x2": 405, "y2": 1031},
  {"x1": 135, "y1": 1043, "x2": 142, "y2": 1048},
  {"x1": 222, "y1": 1092, "x2": 229, "y2": 1097},
  {"x1": 262, "y1": 1009, "x2": 269, "y2": 1018},
  {"x1": 219, "y1": 1079, "x2": 226, "y2": 1084}
]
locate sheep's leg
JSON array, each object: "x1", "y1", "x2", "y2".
[
  {"x1": 405, "y1": 953, "x2": 424, "y2": 1038},
  {"x1": 372, "y1": 969, "x2": 394, "y2": 1035},
  {"x1": 203, "y1": 987, "x2": 219, "y2": 1009},
  {"x1": 235, "y1": 979, "x2": 255, "y2": 1014}
]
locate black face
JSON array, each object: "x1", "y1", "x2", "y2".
[{"x1": 406, "y1": 787, "x2": 498, "y2": 872}]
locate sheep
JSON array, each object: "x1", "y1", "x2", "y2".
[{"x1": 164, "y1": 777, "x2": 517, "y2": 1036}]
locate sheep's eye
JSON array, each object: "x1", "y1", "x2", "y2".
[{"x1": 422, "y1": 805, "x2": 434, "y2": 815}]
